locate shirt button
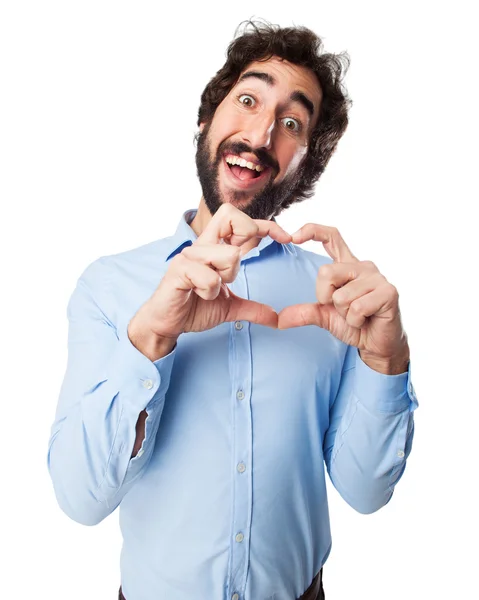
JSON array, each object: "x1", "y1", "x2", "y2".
[
  {"x1": 237, "y1": 462, "x2": 246, "y2": 473},
  {"x1": 236, "y1": 390, "x2": 245, "y2": 401},
  {"x1": 143, "y1": 379, "x2": 154, "y2": 390},
  {"x1": 232, "y1": 594, "x2": 239, "y2": 600},
  {"x1": 234, "y1": 321, "x2": 243, "y2": 330},
  {"x1": 397, "y1": 450, "x2": 405, "y2": 458},
  {"x1": 235, "y1": 532, "x2": 244, "y2": 543}
]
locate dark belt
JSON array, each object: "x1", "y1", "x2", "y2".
[{"x1": 118, "y1": 568, "x2": 324, "y2": 600}]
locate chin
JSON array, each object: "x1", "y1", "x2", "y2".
[
  {"x1": 220, "y1": 187, "x2": 255, "y2": 207},
  {"x1": 229, "y1": 200, "x2": 254, "y2": 213}
]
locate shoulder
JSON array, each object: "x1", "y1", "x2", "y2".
[{"x1": 77, "y1": 234, "x2": 176, "y2": 294}]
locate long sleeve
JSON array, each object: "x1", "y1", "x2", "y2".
[
  {"x1": 323, "y1": 344, "x2": 418, "y2": 514},
  {"x1": 47, "y1": 260, "x2": 176, "y2": 526}
]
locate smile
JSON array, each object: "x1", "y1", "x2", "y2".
[{"x1": 222, "y1": 154, "x2": 272, "y2": 190}]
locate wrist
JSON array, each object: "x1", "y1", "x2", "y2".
[
  {"x1": 128, "y1": 317, "x2": 178, "y2": 362},
  {"x1": 359, "y1": 347, "x2": 410, "y2": 375}
]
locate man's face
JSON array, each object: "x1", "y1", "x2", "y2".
[{"x1": 195, "y1": 56, "x2": 322, "y2": 220}]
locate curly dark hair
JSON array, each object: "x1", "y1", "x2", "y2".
[{"x1": 196, "y1": 19, "x2": 352, "y2": 212}]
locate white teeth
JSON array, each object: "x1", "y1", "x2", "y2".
[{"x1": 225, "y1": 155, "x2": 265, "y2": 172}]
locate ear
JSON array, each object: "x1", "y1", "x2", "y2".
[{"x1": 199, "y1": 122, "x2": 205, "y2": 133}]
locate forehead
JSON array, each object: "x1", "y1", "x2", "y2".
[{"x1": 235, "y1": 56, "x2": 322, "y2": 110}]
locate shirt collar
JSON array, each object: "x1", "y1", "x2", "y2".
[
  {"x1": 165, "y1": 209, "x2": 198, "y2": 262},
  {"x1": 165, "y1": 209, "x2": 294, "y2": 262}
]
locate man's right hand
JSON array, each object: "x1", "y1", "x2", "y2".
[{"x1": 128, "y1": 204, "x2": 292, "y2": 360}]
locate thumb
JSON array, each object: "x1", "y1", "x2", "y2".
[
  {"x1": 226, "y1": 292, "x2": 278, "y2": 328},
  {"x1": 278, "y1": 302, "x2": 334, "y2": 330}
]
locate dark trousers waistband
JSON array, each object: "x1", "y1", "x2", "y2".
[
  {"x1": 301, "y1": 569, "x2": 324, "y2": 600},
  {"x1": 119, "y1": 569, "x2": 324, "y2": 600}
]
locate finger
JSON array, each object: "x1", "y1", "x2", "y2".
[
  {"x1": 199, "y1": 204, "x2": 291, "y2": 247},
  {"x1": 291, "y1": 223, "x2": 356, "y2": 263},
  {"x1": 315, "y1": 262, "x2": 361, "y2": 304},
  {"x1": 330, "y1": 273, "x2": 385, "y2": 320},
  {"x1": 170, "y1": 254, "x2": 222, "y2": 300},
  {"x1": 253, "y1": 219, "x2": 292, "y2": 245},
  {"x1": 225, "y1": 292, "x2": 279, "y2": 328},
  {"x1": 345, "y1": 284, "x2": 398, "y2": 328},
  {"x1": 181, "y1": 243, "x2": 241, "y2": 283},
  {"x1": 277, "y1": 302, "x2": 334, "y2": 330}
]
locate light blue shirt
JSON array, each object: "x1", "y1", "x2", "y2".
[{"x1": 48, "y1": 209, "x2": 418, "y2": 600}]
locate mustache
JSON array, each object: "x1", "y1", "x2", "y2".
[{"x1": 217, "y1": 141, "x2": 279, "y2": 174}]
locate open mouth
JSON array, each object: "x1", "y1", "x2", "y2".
[{"x1": 223, "y1": 153, "x2": 272, "y2": 188}]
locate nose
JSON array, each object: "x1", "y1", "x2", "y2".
[{"x1": 240, "y1": 112, "x2": 275, "y2": 151}]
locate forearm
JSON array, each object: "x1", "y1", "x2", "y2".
[
  {"x1": 325, "y1": 348, "x2": 418, "y2": 514},
  {"x1": 48, "y1": 325, "x2": 176, "y2": 526},
  {"x1": 328, "y1": 397, "x2": 414, "y2": 513},
  {"x1": 128, "y1": 318, "x2": 178, "y2": 457},
  {"x1": 48, "y1": 361, "x2": 170, "y2": 525},
  {"x1": 48, "y1": 262, "x2": 178, "y2": 525}
]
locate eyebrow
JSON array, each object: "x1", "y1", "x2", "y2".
[
  {"x1": 238, "y1": 71, "x2": 276, "y2": 86},
  {"x1": 290, "y1": 91, "x2": 315, "y2": 119},
  {"x1": 237, "y1": 70, "x2": 315, "y2": 118}
]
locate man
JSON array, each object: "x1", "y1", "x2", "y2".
[{"x1": 48, "y1": 20, "x2": 417, "y2": 600}]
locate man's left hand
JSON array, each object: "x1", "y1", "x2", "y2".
[{"x1": 277, "y1": 223, "x2": 410, "y2": 375}]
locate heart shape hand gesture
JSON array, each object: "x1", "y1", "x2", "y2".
[{"x1": 129, "y1": 203, "x2": 409, "y2": 372}]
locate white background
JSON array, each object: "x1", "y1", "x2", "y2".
[{"x1": 1, "y1": 1, "x2": 477, "y2": 598}]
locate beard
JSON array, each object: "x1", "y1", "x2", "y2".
[{"x1": 195, "y1": 123, "x2": 305, "y2": 221}]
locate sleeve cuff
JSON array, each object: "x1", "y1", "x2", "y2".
[
  {"x1": 105, "y1": 323, "x2": 177, "y2": 413},
  {"x1": 354, "y1": 348, "x2": 419, "y2": 414}
]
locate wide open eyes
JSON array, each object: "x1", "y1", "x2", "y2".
[
  {"x1": 237, "y1": 94, "x2": 303, "y2": 134},
  {"x1": 281, "y1": 117, "x2": 301, "y2": 133},
  {"x1": 238, "y1": 94, "x2": 256, "y2": 107}
]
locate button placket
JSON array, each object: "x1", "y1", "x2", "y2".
[{"x1": 228, "y1": 264, "x2": 252, "y2": 599}]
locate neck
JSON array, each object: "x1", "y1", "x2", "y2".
[
  {"x1": 190, "y1": 198, "x2": 263, "y2": 255},
  {"x1": 189, "y1": 198, "x2": 211, "y2": 237}
]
